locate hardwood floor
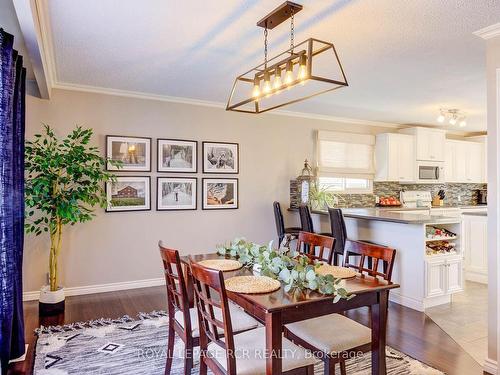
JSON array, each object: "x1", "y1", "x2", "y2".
[{"x1": 8, "y1": 286, "x2": 482, "y2": 375}]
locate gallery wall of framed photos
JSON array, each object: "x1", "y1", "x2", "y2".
[{"x1": 105, "y1": 135, "x2": 239, "y2": 212}]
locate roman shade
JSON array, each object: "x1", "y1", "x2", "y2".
[{"x1": 316, "y1": 130, "x2": 375, "y2": 179}]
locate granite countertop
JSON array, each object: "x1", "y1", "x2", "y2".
[
  {"x1": 461, "y1": 211, "x2": 487, "y2": 217},
  {"x1": 288, "y1": 205, "x2": 487, "y2": 224},
  {"x1": 340, "y1": 208, "x2": 462, "y2": 224}
]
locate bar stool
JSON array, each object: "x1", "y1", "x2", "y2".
[
  {"x1": 299, "y1": 204, "x2": 337, "y2": 262},
  {"x1": 273, "y1": 201, "x2": 301, "y2": 246}
]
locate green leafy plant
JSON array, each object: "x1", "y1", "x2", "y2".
[
  {"x1": 25, "y1": 125, "x2": 121, "y2": 292},
  {"x1": 309, "y1": 182, "x2": 345, "y2": 210},
  {"x1": 217, "y1": 238, "x2": 353, "y2": 302}
]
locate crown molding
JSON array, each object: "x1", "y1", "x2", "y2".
[
  {"x1": 474, "y1": 23, "x2": 500, "y2": 40},
  {"x1": 52, "y1": 81, "x2": 404, "y2": 128}
]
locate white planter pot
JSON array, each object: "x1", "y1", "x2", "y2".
[{"x1": 39, "y1": 285, "x2": 65, "y2": 315}]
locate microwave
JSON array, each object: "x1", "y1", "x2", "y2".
[{"x1": 416, "y1": 161, "x2": 445, "y2": 183}]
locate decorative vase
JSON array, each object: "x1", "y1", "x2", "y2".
[{"x1": 39, "y1": 285, "x2": 65, "y2": 316}]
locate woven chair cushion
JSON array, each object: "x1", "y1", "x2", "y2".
[
  {"x1": 286, "y1": 313, "x2": 371, "y2": 354},
  {"x1": 207, "y1": 327, "x2": 316, "y2": 375}
]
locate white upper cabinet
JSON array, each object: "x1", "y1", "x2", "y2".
[
  {"x1": 375, "y1": 133, "x2": 415, "y2": 182},
  {"x1": 445, "y1": 140, "x2": 485, "y2": 183},
  {"x1": 400, "y1": 127, "x2": 446, "y2": 161}
]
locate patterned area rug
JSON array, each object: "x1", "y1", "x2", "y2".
[{"x1": 33, "y1": 311, "x2": 444, "y2": 375}]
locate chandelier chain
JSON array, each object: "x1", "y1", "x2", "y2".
[
  {"x1": 264, "y1": 26, "x2": 268, "y2": 68},
  {"x1": 290, "y1": 9, "x2": 295, "y2": 53}
]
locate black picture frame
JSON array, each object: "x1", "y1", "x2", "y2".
[
  {"x1": 156, "y1": 177, "x2": 197, "y2": 211},
  {"x1": 157, "y1": 138, "x2": 198, "y2": 173},
  {"x1": 202, "y1": 178, "x2": 239, "y2": 210},
  {"x1": 106, "y1": 135, "x2": 152, "y2": 172},
  {"x1": 105, "y1": 176, "x2": 151, "y2": 212},
  {"x1": 202, "y1": 141, "x2": 239, "y2": 174}
]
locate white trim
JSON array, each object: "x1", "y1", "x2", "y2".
[
  {"x1": 388, "y1": 292, "x2": 424, "y2": 312},
  {"x1": 23, "y1": 277, "x2": 165, "y2": 301},
  {"x1": 474, "y1": 23, "x2": 500, "y2": 40},
  {"x1": 484, "y1": 358, "x2": 498, "y2": 375}
]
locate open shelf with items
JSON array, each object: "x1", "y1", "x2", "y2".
[{"x1": 425, "y1": 224, "x2": 460, "y2": 257}]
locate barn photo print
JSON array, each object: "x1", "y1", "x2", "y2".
[
  {"x1": 157, "y1": 177, "x2": 197, "y2": 210},
  {"x1": 202, "y1": 178, "x2": 238, "y2": 209},
  {"x1": 202, "y1": 142, "x2": 239, "y2": 173},
  {"x1": 106, "y1": 176, "x2": 151, "y2": 212},
  {"x1": 157, "y1": 138, "x2": 197, "y2": 173}
]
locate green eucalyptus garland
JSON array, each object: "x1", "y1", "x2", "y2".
[{"x1": 216, "y1": 238, "x2": 353, "y2": 303}]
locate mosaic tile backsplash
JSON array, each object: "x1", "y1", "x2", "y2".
[{"x1": 290, "y1": 180, "x2": 487, "y2": 209}]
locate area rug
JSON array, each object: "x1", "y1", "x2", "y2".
[{"x1": 33, "y1": 311, "x2": 444, "y2": 375}]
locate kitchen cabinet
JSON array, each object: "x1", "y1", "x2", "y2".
[
  {"x1": 462, "y1": 213, "x2": 488, "y2": 284},
  {"x1": 375, "y1": 133, "x2": 415, "y2": 182},
  {"x1": 445, "y1": 140, "x2": 485, "y2": 183},
  {"x1": 425, "y1": 255, "x2": 463, "y2": 297},
  {"x1": 400, "y1": 127, "x2": 446, "y2": 161}
]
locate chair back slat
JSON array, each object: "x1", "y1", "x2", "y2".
[
  {"x1": 328, "y1": 208, "x2": 348, "y2": 255},
  {"x1": 158, "y1": 243, "x2": 192, "y2": 334},
  {"x1": 343, "y1": 240, "x2": 396, "y2": 281},
  {"x1": 299, "y1": 204, "x2": 314, "y2": 232},
  {"x1": 189, "y1": 259, "x2": 237, "y2": 374},
  {"x1": 273, "y1": 201, "x2": 285, "y2": 243},
  {"x1": 296, "y1": 231, "x2": 336, "y2": 265}
]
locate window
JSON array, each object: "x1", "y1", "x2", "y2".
[{"x1": 316, "y1": 130, "x2": 375, "y2": 193}]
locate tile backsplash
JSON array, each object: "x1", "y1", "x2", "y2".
[{"x1": 289, "y1": 180, "x2": 487, "y2": 209}]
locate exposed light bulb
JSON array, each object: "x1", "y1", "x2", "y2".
[
  {"x1": 437, "y1": 114, "x2": 445, "y2": 123},
  {"x1": 273, "y1": 67, "x2": 282, "y2": 90},
  {"x1": 298, "y1": 54, "x2": 308, "y2": 81},
  {"x1": 263, "y1": 71, "x2": 272, "y2": 95},
  {"x1": 449, "y1": 117, "x2": 457, "y2": 125},
  {"x1": 252, "y1": 77, "x2": 261, "y2": 98},
  {"x1": 285, "y1": 60, "x2": 294, "y2": 85},
  {"x1": 459, "y1": 119, "x2": 467, "y2": 128}
]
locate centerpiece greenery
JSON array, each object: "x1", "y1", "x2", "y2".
[
  {"x1": 25, "y1": 125, "x2": 121, "y2": 296},
  {"x1": 217, "y1": 238, "x2": 353, "y2": 302}
]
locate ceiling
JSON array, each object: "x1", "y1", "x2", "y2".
[{"x1": 32, "y1": 1, "x2": 500, "y2": 130}]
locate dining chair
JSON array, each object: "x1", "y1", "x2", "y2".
[
  {"x1": 158, "y1": 243, "x2": 260, "y2": 375},
  {"x1": 299, "y1": 205, "x2": 335, "y2": 258},
  {"x1": 328, "y1": 208, "x2": 388, "y2": 273},
  {"x1": 273, "y1": 201, "x2": 301, "y2": 245},
  {"x1": 285, "y1": 240, "x2": 396, "y2": 375},
  {"x1": 296, "y1": 231, "x2": 336, "y2": 265},
  {"x1": 189, "y1": 259, "x2": 316, "y2": 375}
]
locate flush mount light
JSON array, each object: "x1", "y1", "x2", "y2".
[
  {"x1": 436, "y1": 108, "x2": 467, "y2": 128},
  {"x1": 226, "y1": 1, "x2": 348, "y2": 114}
]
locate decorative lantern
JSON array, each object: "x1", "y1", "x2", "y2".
[{"x1": 296, "y1": 159, "x2": 315, "y2": 204}]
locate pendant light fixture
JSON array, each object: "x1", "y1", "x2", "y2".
[{"x1": 226, "y1": 1, "x2": 348, "y2": 114}]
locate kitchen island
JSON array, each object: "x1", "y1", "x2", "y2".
[{"x1": 292, "y1": 207, "x2": 467, "y2": 311}]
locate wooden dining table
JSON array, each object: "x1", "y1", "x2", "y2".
[{"x1": 181, "y1": 253, "x2": 400, "y2": 375}]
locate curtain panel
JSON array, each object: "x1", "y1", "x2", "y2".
[{"x1": 0, "y1": 28, "x2": 26, "y2": 373}]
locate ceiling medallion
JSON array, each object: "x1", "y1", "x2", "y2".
[
  {"x1": 226, "y1": 1, "x2": 348, "y2": 114},
  {"x1": 436, "y1": 108, "x2": 467, "y2": 127}
]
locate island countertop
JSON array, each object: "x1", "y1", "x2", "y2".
[{"x1": 340, "y1": 208, "x2": 461, "y2": 224}]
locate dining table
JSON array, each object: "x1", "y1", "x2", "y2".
[{"x1": 181, "y1": 253, "x2": 400, "y2": 375}]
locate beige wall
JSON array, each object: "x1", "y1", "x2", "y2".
[{"x1": 23, "y1": 89, "x2": 393, "y2": 292}]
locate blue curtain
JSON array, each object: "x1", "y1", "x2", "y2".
[{"x1": 0, "y1": 29, "x2": 26, "y2": 374}]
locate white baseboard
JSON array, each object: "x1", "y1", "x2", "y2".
[
  {"x1": 484, "y1": 358, "x2": 498, "y2": 374},
  {"x1": 23, "y1": 277, "x2": 166, "y2": 301},
  {"x1": 389, "y1": 292, "x2": 424, "y2": 312}
]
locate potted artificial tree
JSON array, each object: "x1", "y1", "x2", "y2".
[{"x1": 25, "y1": 125, "x2": 120, "y2": 315}]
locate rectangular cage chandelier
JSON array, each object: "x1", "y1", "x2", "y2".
[{"x1": 226, "y1": 1, "x2": 348, "y2": 114}]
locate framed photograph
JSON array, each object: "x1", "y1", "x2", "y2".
[
  {"x1": 202, "y1": 178, "x2": 238, "y2": 210},
  {"x1": 157, "y1": 177, "x2": 197, "y2": 211},
  {"x1": 106, "y1": 135, "x2": 151, "y2": 171},
  {"x1": 157, "y1": 139, "x2": 197, "y2": 173},
  {"x1": 202, "y1": 142, "x2": 239, "y2": 174},
  {"x1": 106, "y1": 176, "x2": 151, "y2": 212}
]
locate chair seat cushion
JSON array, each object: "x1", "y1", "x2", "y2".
[
  {"x1": 207, "y1": 327, "x2": 316, "y2": 375},
  {"x1": 174, "y1": 303, "x2": 259, "y2": 338},
  {"x1": 285, "y1": 314, "x2": 371, "y2": 354}
]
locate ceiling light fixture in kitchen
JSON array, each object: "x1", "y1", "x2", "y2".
[
  {"x1": 226, "y1": 1, "x2": 348, "y2": 114},
  {"x1": 436, "y1": 108, "x2": 467, "y2": 128}
]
